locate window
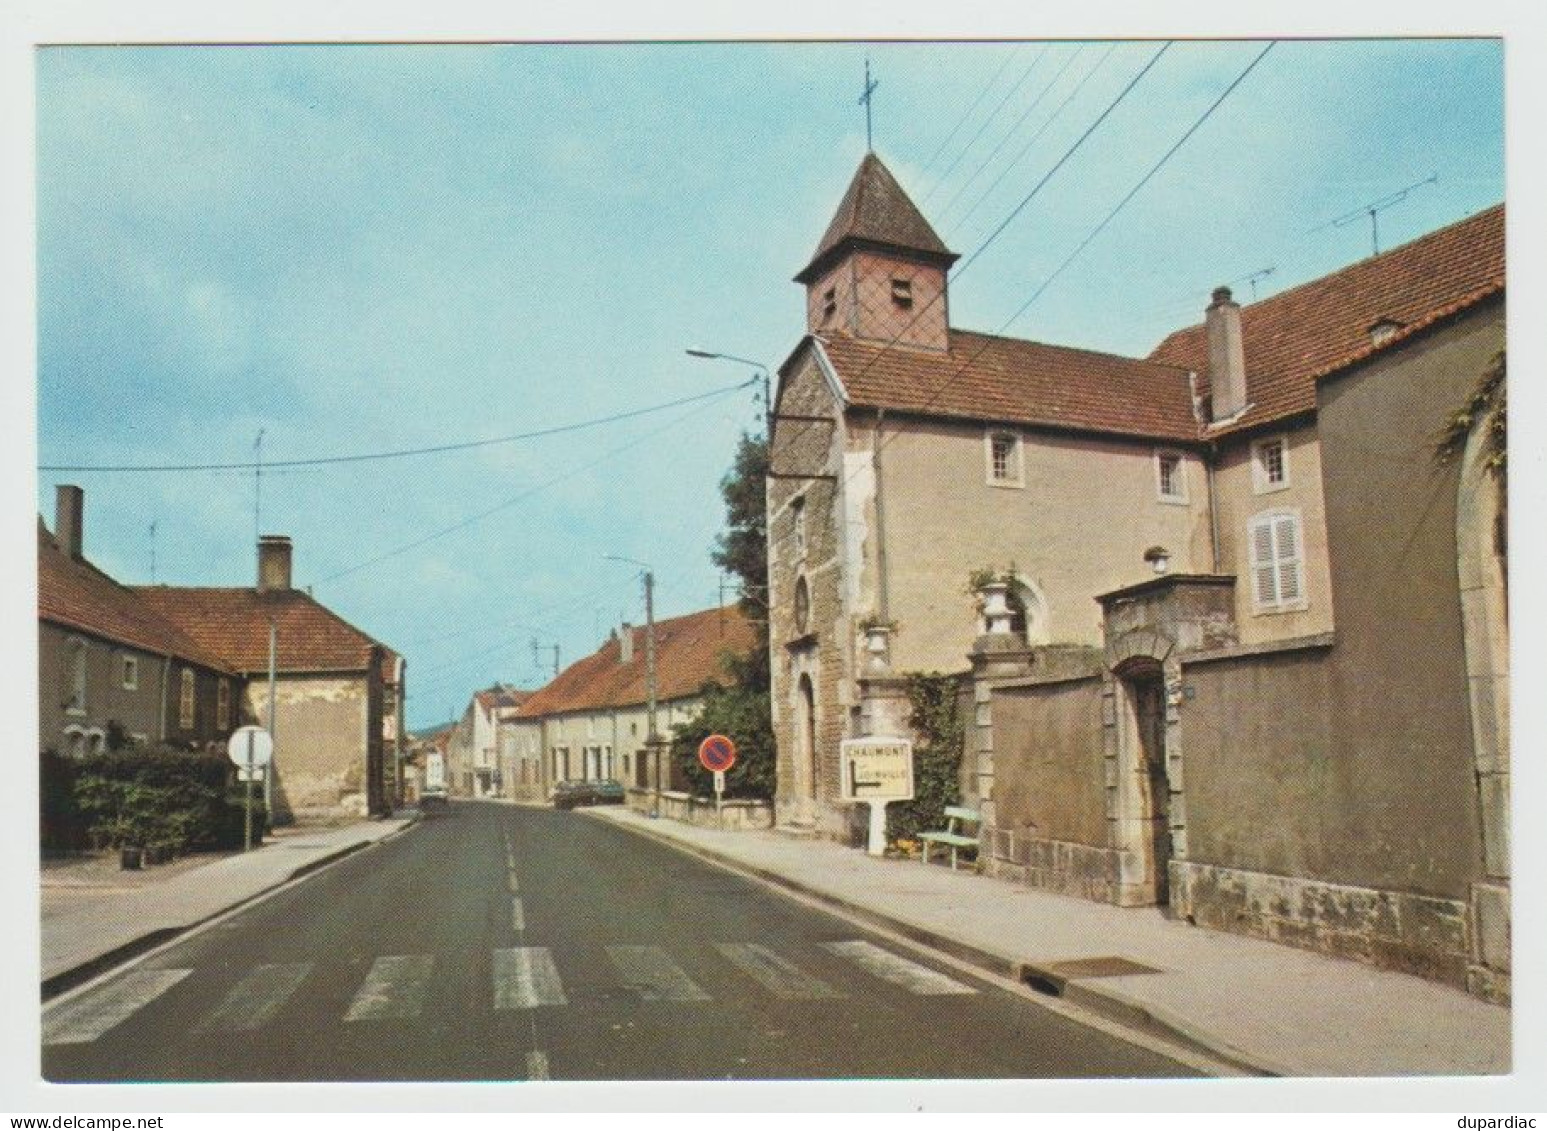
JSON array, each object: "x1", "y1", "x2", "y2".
[
  {"x1": 792, "y1": 496, "x2": 807, "y2": 558},
  {"x1": 121, "y1": 655, "x2": 139, "y2": 691},
  {"x1": 1155, "y1": 451, "x2": 1187, "y2": 503},
  {"x1": 821, "y1": 286, "x2": 837, "y2": 323},
  {"x1": 890, "y1": 277, "x2": 913, "y2": 309},
  {"x1": 1249, "y1": 510, "x2": 1307, "y2": 612},
  {"x1": 1252, "y1": 435, "x2": 1290, "y2": 493},
  {"x1": 794, "y1": 576, "x2": 811, "y2": 635},
  {"x1": 64, "y1": 638, "x2": 87, "y2": 715},
  {"x1": 179, "y1": 669, "x2": 195, "y2": 730},
  {"x1": 216, "y1": 679, "x2": 230, "y2": 731},
  {"x1": 985, "y1": 430, "x2": 1023, "y2": 487}
]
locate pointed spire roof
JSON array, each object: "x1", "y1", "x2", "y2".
[{"x1": 795, "y1": 153, "x2": 958, "y2": 284}]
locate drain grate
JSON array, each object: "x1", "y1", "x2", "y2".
[{"x1": 1043, "y1": 956, "x2": 1162, "y2": 980}]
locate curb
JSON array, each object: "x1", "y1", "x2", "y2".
[
  {"x1": 42, "y1": 815, "x2": 420, "y2": 1002},
  {"x1": 589, "y1": 809, "x2": 1279, "y2": 1078}
]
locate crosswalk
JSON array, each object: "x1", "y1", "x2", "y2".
[{"x1": 43, "y1": 938, "x2": 977, "y2": 1047}]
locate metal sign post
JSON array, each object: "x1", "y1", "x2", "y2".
[
  {"x1": 698, "y1": 735, "x2": 737, "y2": 829},
  {"x1": 713, "y1": 770, "x2": 726, "y2": 825},
  {"x1": 227, "y1": 725, "x2": 274, "y2": 853},
  {"x1": 839, "y1": 737, "x2": 916, "y2": 857}
]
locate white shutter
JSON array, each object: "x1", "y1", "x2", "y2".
[
  {"x1": 1250, "y1": 516, "x2": 1278, "y2": 606},
  {"x1": 1274, "y1": 513, "x2": 1304, "y2": 602}
]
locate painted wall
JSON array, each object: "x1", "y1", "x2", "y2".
[{"x1": 244, "y1": 673, "x2": 370, "y2": 819}]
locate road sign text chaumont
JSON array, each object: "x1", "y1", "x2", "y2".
[
  {"x1": 839, "y1": 737, "x2": 915, "y2": 803},
  {"x1": 698, "y1": 734, "x2": 737, "y2": 774}
]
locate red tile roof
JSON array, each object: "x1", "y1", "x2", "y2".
[
  {"x1": 37, "y1": 524, "x2": 236, "y2": 674},
  {"x1": 815, "y1": 329, "x2": 1200, "y2": 442},
  {"x1": 474, "y1": 685, "x2": 532, "y2": 714},
  {"x1": 132, "y1": 585, "x2": 400, "y2": 679},
  {"x1": 514, "y1": 606, "x2": 755, "y2": 719},
  {"x1": 1149, "y1": 204, "x2": 1505, "y2": 435},
  {"x1": 796, "y1": 154, "x2": 958, "y2": 284}
]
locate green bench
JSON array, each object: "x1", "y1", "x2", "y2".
[{"x1": 919, "y1": 806, "x2": 981, "y2": 870}]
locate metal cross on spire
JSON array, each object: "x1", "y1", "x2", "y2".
[{"x1": 859, "y1": 57, "x2": 879, "y2": 152}]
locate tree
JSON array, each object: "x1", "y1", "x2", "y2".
[{"x1": 671, "y1": 432, "x2": 774, "y2": 799}]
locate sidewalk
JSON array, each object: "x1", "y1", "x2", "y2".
[
  {"x1": 42, "y1": 814, "x2": 417, "y2": 993},
  {"x1": 586, "y1": 806, "x2": 1509, "y2": 1078}
]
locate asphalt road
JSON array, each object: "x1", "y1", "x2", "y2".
[{"x1": 43, "y1": 800, "x2": 1197, "y2": 1082}]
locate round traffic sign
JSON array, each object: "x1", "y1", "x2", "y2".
[
  {"x1": 697, "y1": 733, "x2": 737, "y2": 773},
  {"x1": 227, "y1": 725, "x2": 274, "y2": 769}
]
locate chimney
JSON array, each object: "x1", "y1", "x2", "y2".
[
  {"x1": 1205, "y1": 286, "x2": 1248, "y2": 421},
  {"x1": 55, "y1": 485, "x2": 84, "y2": 560},
  {"x1": 618, "y1": 622, "x2": 634, "y2": 664},
  {"x1": 257, "y1": 534, "x2": 293, "y2": 592}
]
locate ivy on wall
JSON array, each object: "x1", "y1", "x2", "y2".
[{"x1": 886, "y1": 672, "x2": 966, "y2": 843}]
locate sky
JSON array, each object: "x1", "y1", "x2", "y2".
[{"x1": 33, "y1": 39, "x2": 1505, "y2": 730}]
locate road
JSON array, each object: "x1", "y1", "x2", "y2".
[{"x1": 43, "y1": 801, "x2": 1197, "y2": 1082}]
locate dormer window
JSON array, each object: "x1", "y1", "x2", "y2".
[
  {"x1": 890, "y1": 277, "x2": 913, "y2": 309},
  {"x1": 1368, "y1": 317, "x2": 1406, "y2": 347},
  {"x1": 821, "y1": 286, "x2": 837, "y2": 324}
]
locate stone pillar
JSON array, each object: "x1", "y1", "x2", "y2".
[{"x1": 967, "y1": 633, "x2": 1034, "y2": 868}]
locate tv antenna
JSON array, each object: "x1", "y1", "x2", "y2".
[{"x1": 1316, "y1": 173, "x2": 1438, "y2": 257}]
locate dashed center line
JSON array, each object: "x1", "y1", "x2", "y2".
[
  {"x1": 525, "y1": 1049, "x2": 550, "y2": 1080},
  {"x1": 492, "y1": 947, "x2": 567, "y2": 1009},
  {"x1": 510, "y1": 897, "x2": 526, "y2": 932}
]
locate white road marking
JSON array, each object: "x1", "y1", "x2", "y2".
[
  {"x1": 821, "y1": 940, "x2": 978, "y2": 995},
  {"x1": 714, "y1": 943, "x2": 841, "y2": 1000},
  {"x1": 196, "y1": 962, "x2": 314, "y2": 1031},
  {"x1": 493, "y1": 947, "x2": 567, "y2": 1009},
  {"x1": 510, "y1": 897, "x2": 526, "y2": 932},
  {"x1": 506, "y1": 872, "x2": 520, "y2": 894},
  {"x1": 43, "y1": 968, "x2": 193, "y2": 1045},
  {"x1": 344, "y1": 955, "x2": 434, "y2": 1021},
  {"x1": 605, "y1": 946, "x2": 712, "y2": 1002},
  {"x1": 506, "y1": 849, "x2": 517, "y2": 870},
  {"x1": 525, "y1": 1049, "x2": 551, "y2": 1080}
]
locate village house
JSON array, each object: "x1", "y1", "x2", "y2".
[
  {"x1": 134, "y1": 534, "x2": 406, "y2": 822},
  {"x1": 38, "y1": 485, "x2": 243, "y2": 758},
  {"x1": 509, "y1": 606, "x2": 756, "y2": 802},
  {"x1": 446, "y1": 684, "x2": 530, "y2": 799},
  {"x1": 766, "y1": 152, "x2": 1507, "y2": 997}
]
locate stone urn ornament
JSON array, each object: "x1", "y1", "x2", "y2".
[
  {"x1": 860, "y1": 618, "x2": 894, "y2": 672},
  {"x1": 977, "y1": 578, "x2": 1015, "y2": 636}
]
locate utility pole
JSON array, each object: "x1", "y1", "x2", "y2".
[
  {"x1": 148, "y1": 519, "x2": 157, "y2": 583},
  {"x1": 253, "y1": 429, "x2": 265, "y2": 546},
  {"x1": 265, "y1": 621, "x2": 277, "y2": 822},
  {"x1": 644, "y1": 567, "x2": 660, "y2": 819}
]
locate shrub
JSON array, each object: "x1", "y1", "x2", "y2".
[
  {"x1": 670, "y1": 681, "x2": 776, "y2": 802},
  {"x1": 67, "y1": 746, "x2": 259, "y2": 853},
  {"x1": 885, "y1": 673, "x2": 966, "y2": 844}
]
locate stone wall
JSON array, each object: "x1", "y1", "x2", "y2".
[
  {"x1": 626, "y1": 788, "x2": 775, "y2": 831},
  {"x1": 245, "y1": 674, "x2": 368, "y2": 820}
]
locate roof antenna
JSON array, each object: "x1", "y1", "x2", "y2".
[
  {"x1": 1316, "y1": 173, "x2": 1438, "y2": 257},
  {"x1": 859, "y1": 56, "x2": 879, "y2": 153}
]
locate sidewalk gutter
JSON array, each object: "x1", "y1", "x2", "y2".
[
  {"x1": 42, "y1": 814, "x2": 420, "y2": 1001},
  {"x1": 590, "y1": 810, "x2": 1279, "y2": 1077}
]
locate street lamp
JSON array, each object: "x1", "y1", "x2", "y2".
[
  {"x1": 686, "y1": 348, "x2": 771, "y2": 437},
  {"x1": 605, "y1": 554, "x2": 661, "y2": 818}
]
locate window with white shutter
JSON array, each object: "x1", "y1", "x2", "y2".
[{"x1": 1248, "y1": 510, "x2": 1307, "y2": 612}]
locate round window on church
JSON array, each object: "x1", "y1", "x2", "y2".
[{"x1": 794, "y1": 576, "x2": 811, "y2": 636}]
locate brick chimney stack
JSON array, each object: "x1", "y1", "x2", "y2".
[
  {"x1": 55, "y1": 485, "x2": 84, "y2": 560},
  {"x1": 257, "y1": 535, "x2": 293, "y2": 593},
  {"x1": 619, "y1": 622, "x2": 634, "y2": 664},
  {"x1": 1205, "y1": 286, "x2": 1248, "y2": 421}
]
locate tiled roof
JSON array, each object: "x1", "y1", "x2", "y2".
[
  {"x1": 514, "y1": 606, "x2": 755, "y2": 719},
  {"x1": 37, "y1": 523, "x2": 235, "y2": 674},
  {"x1": 796, "y1": 153, "x2": 958, "y2": 283},
  {"x1": 474, "y1": 685, "x2": 532, "y2": 713},
  {"x1": 1149, "y1": 203, "x2": 1505, "y2": 435},
  {"x1": 132, "y1": 585, "x2": 400, "y2": 679},
  {"x1": 815, "y1": 329, "x2": 1200, "y2": 442}
]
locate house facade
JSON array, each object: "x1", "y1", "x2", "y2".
[
  {"x1": 38, "y1": 486, "x2": 243, "y2": 757},
  {"x1": 447, "y1": 685, "x2": 530, "y2": 798},
  {"x1": 134, "y1": 535, "x2": 405, "y2": 822},
  {"x1": 766, "y1": 153, "x2": 1507, "y2": 997},
  {"x1": 509, "y1": 606, "x2": 756, "y2": 800}
]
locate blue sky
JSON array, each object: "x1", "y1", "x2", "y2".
[{"x1": 34, "y1": 40, "x2": 1504, "y2": 729}]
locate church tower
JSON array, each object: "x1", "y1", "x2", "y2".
[{"x1": 794, "y1": 153, "x2": 959, "y2": 352}]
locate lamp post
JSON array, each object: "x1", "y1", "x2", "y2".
[
  {"x1": 606, "y1": 555, "x2": 660, "y2": 817},
  {"x1": 686, "y1": 348, "x2": 771, "y2": 438}
]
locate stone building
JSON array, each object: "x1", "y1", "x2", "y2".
[
  {"x1": 446, "y1": 684, "x2": 530, "y2": 799},
  {"x1": 38, "y1": 486, "x2": 242, "y2": 757},
  {"x1": 135, "y1": 535, "x2": 405, "y2": 821},
  {"x1": 510, "y1": 606, "x2": 756, "y2": 800},
  {"x1": 765, "y1": 152, "x2": 1507, "y2": 996}
]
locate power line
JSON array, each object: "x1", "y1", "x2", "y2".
[
  {"x1": 921, "y1": 46, "x2": 1052, "y2": 205},
  {"x1": 38, "y1": 380, "x2": 754, "y2": 474},
  {"x1": 316, "y1": 379, "x2": 747, "y2": 585},
  {"x1": 915, "y1": 45, "x2": 1024, "y2": 183}
]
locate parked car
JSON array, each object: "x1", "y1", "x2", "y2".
[
  {"x1": 420, "y1": 784, "x2": 448, "y2": 812},
  {"x1": 552, "y1": 779, "x2": 628, "y2": 810}
]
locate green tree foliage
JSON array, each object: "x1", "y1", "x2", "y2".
[
  {"x1": 671, "y1": 431, "x2": 775, "y2": 799},
  {"x1": 885, "y1": 673, "x2": 966, "y2": 843}
]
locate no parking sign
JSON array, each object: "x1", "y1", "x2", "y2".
[{"x1": 697, "y1": 734, "x2": 737, "y2": 774}]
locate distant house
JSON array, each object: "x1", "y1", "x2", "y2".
[
  {"x1": 134, "y1": 534, "x2": 405, "y2": 822},
  {"x1": 38, "y1": 486, "x2": 242, "y2": 757},
  {"x1": 510, "y1": 606, "x2": 755, "y2": 799},
  {"x1": 446, "y1": 685, "x2": 530, "y2": 799}
]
